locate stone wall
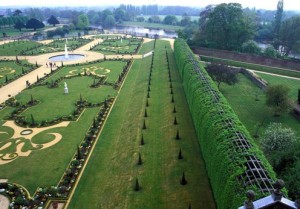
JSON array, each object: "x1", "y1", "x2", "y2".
[{"x1": 193, "y1": 47, "x2": 300, "y2": 71}]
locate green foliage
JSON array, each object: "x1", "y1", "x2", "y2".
[
  {"x1": 47, "y1": 15, "x2": 60, "y2": 26},
  {"x1": 174, "y1": 38, "x2": 278, "y2": 209},
  {"x1": 163, "y1": 15, "x2": 178, "y2": 25},
  {"x1": 197, "y1": 3, "x2": 254, "y2": 50},
  {"x1": 14, "y1": 20, "x2": 25, "y2": 31},
  {"x1": 103, "y1": 15, "x2": 116, "y2": 28},
  {"x1": 241, "y1": 40, "x2": 261, "y2": 55},
  {"x1": 205, "y1": 62, "x2": 238, "y2": 89},
  {"x1": 265, "y1": 84, "x2": 290, "y2": 116},
  {"x1": 261, "y1": 123, "x2": 297, "y2": 155},
  {"x1": 26, "y1": 18, "x2": 45, "y2": 31},
  {"x1": 77, "y1": 14, "x2": 89, "y2": 30},
  {"x1": 273, "y1": 0, "x2": 284, "y2": 49},
  {"x1": 264, "y1": 46, "x2": 278, "y2": 58},
  {"x1": 279, "y1": 16, "x2": 300, "y2": 56}
]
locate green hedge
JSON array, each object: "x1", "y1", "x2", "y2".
[
  {"x1": 200, "y1": 55, "x2": 300, "y2": 79},
  {"x1": 174, "y1": 39, "x2": 279, "y2": 209}
]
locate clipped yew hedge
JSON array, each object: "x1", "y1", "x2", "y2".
[{"x1": 174, "y1": 39, "x2": 278, "y2": 209}]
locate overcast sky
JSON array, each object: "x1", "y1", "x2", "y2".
[{"x1": 0, "y1": 0, "x2": 299, "y2": 11}]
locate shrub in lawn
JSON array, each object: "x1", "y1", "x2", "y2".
[
  {"x1": 146, "y1": 99, "x2": 149, "y2": 107},
  {"x1": 174, "y1": 116, "x2": 178, "y2": 125},
  {"x1": 141, "y1": 134, "x2": 145, "y2": 145},
  {"x1": 144, "y1": 109, "x2": 148, "y2": 117},
  {"x1": 173, "y1": 106, "x2": 176, "y2": 113},
  {"x1": 176, "y1": 129, "x2": 180, "y2": 140},
  {"x1": 147, "y1": 92, "x2": 150, "y2": 98},
  {"x1": 134, "y1": 178, "x2": 140, "y2": 191},
  {"x1": 138, "y1": 153, "x2": 143, "y2": 165},
  {"x1": 180, "y1": 172, "x2": 187, "y2": 185},
  {"x1": 178, "y1": 148, "x2": 183, "y2": 159},
  {"x1": 142, "y1": 120, "x2": 146, "y2": 129},
  {"x1": 171, "y1": 95, "x2": 174, "y2": 103},
  {"x1": 171, "y1": 88, "x2": 173, "y2": 94}
]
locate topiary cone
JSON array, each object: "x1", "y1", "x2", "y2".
[
  {"x1": 178, "y1": 148, "x2": 183, "y2": 159},
  {"x1": 138, "y1": 153, "x2": 143, "y2": 165},
  {"x1": 144, "y1": 109, "x2": 148, "y2": 117},
  {"x1": 142, "y1": 120, "x2": 146, "y2": 129},
  {"x1": 141, "y1": 134, "x2": 145, "y2": 145},
  {"x1": 174, "y1": 116, "x2": 178, "y2": 125},
  {"x1": 180, "y1": 172, "x2": 187, "y2": 185},
  {"x1": 176, "y1": 130, "x2": 180, "y2": 140},
  {"x1": 173, "y1": 106, "x2": 176, "y2": 113},
  {"x1": 135, "y1": 178, "x2": 140, "y2": 191}
]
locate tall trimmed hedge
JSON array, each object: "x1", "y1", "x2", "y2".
[{"x1": 174, "y1": 39, "x2": 279, "y2": 209}]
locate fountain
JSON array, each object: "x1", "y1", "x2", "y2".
[
  {"x1": 65, "y1": 44, "x2": 69, "y2": 59},
  {"x1": 49, "y1": 38, "x2": 84, "y2": 62}
]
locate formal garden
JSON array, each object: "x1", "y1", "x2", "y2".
[
  {"x1": 90, "y1": 36, "x2": 143, "y2": 55},
  {"x1": 0, "y1": 33, "x2": 300, "y2": 209}
]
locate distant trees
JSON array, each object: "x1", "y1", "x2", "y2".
[
  {"x1": 47, "y1": 15, "x2": 60, "y2": 26},
  {"x1": 279, "y1": 16, "x2": 300, "y2": 56},
  {"x1": 205, "y1": 63, "x2": 238, "y2": 89},
  {"x1": 163, "y1": 15, "x2": 177, "y2": 25},
  {"x1": 197, "y1": 3, "x2": 254, "y2": 51},
  {"x1": 14, "y1": 20, "x2": 25, "y2": 31},
  {"x1": 265, "y1": 84, "x2": 290, "y2": 116},
  {"x1": 26, "y1": 18, "x2": 45, "y2": 31},
  {"x1": 77, "y1": 14, "x2": 89, "y2": 30},
  {"x1": 273, "y1": 0, "x2": 284, "y2": 49},
  {"x1": 103, "y1": 15, "x2": 116, "y2": 28},
  {"x1": 148, "y1": 15, "x2": 161, "y2": 23}
]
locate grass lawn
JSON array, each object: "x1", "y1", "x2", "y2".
[
  {"x1": 47, "y1": 60, "x2": 127, "y2": 83},
  {"x1": 0, "y1": 60, "x2": 123, "y2": 194},
  {"x1": 0, "y1": 40, "x2": 42, "y2": 56},
  {"x1": 138, "y1": 40, "x2": 154, "y2": 55},
  {"x1": 23, "y1": 38, "x2": 93, "y2": 55},
  {"x1": 0, "y1": 26, "x2": 53, "y2": 40},
  {"x1": 120, "y1": 21, "x2": 183, "y2": 31},
  {"x1": 0, "y1": 60, "x2": 35, "y2": 85},
  {"x1": 69, "y1": 40, "x2": 215, "y2": 209},
  {"x1": 257, "y1": 73, "x2": 300, "y2": 100},
  {"x1": 0, "y1": 107, "x2": 99, "y2": 194},
  {"x1": 92, "y1": 38, "x2": 142, "y2": 55},
  {"x1": 220, "y1": 73, "x2": 300, "y2": 140}
]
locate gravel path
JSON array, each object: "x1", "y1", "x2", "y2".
[{"x1": 0, "y1": 194, "x2": 9, "y2": 209}]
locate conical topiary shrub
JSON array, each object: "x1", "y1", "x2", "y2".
[
  {"x1": 141, "y1": 134, "x2": 145, "y2": 145},
  {"x1": 135, "y1": 178, "x2": 140, "y2": 191},
  {"x1": 173, "y1": 106, "x2": 176, "y2": 113},
  {"x1": 178, "y1": 148, "x2": 183, "y2": 159},
  {"x1": 180, "y1": 172, "x2": 187, "y2": 185},
  {"x1": 144, "y1": 109, "x2": 148, "y2": 117},
  {"x1": 171, "y1": 95, "x2": 174, "y2": 103},
  {"x1": 174, "y1": 116, "x2": 178, "y2": 125},
  {"x1": 176, "y1": 130, "x2": 180, "y2": 140},
  {"x1": 138, "y1": 153, "x2": 143, "y2": 165},
  {"x1": 142, "y1": 120, "x2": 146, "y2": 129}
]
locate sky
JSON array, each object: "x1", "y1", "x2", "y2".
[{"x1": 0, "y1": 0, "x2": 299, "y2": 11}]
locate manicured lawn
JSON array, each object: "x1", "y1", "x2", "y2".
[
  {"x1": 92, "y1": 38, "x2": 142, "y2": 55},
  {"x1": 0, "y1": 60, "x2": 35, "y2": 85},
  {"x1": 221, "y1": 73, "x2": 300, "y2": 140},
  {"x1": 138, "y1": 40, "x2": 154, "y2": 55},
  {"x1": 17, "y1": 77, "x2": 116, "y2": 122},
  {"x1": 257, "y1": 73, "x2": 300, "y2": 100},
  {"x1": 120, "y1": 21, "x2": 183, "y2": 31},
  {"x1": 69, "y1": 40, "x2": 215, "y2": 209},
  {"x1": 0, "y1": 40, "x2": 42, "y2": 56},
  {"x1": 0, "y1": 107, "x2": 99, "y2": 194},
  {"x1": 45, "y1": 60, "x2": 127, "y2": 83}
]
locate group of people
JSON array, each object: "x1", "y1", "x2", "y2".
[{"x1": 46, "y1": 62, "x2": 57, "y2": 68}]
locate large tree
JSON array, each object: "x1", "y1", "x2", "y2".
[
  {"x1": 273, "y1": 0, "x2": 284, "y2": 49},
  {"x1": 205, "y1": 63, "x2": 238, "y2": 89},
  {"x1": 77, "y1": 14, "x2": 89, "y2": 30},
  {"x1": 279, "y1": 16, "x2": 300, "y2": 56},
  {"x1": 26, "y1": 18, "x2": 45, "y2": 31},
  {"x1": 47, "y1": 15, "x2": 60, "y2": 26},
  {"x1": 198, "y1": 3, "x2": 254, "y2": 50},
  {"x1": 265, "y1": 84, "x2": 290, "y2": 116},
  {"x1": 103, "y1": 15, "x2": 115, "y2": 28},
  {"x1": 14, "y1": 20, "x2": 25, "y2": 31},
  {"x1": 163, "y1": 15, "x2": 178, "y2": 25}
]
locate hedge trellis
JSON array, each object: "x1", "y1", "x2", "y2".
[{"x1": 174, "y1": 39, "x2": 281, "y2": 209}]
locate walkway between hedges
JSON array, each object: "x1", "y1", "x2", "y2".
[{"x1": 0, "y1": 194, "x2": 9, "y2": 209}]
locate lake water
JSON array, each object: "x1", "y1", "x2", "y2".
[{"x1": 105, "y1": 26, "x2": 177, "y2": 39}]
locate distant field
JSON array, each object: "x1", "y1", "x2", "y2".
[
  {"x1": 120, "y1": 21, "x2": 184, "y2": 31},
  {"x1": 140, "y1": 15, "x2": 199, "y2": 22}
]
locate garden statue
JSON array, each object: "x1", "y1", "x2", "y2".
[{"x1": 64, "y1": 82, "x2": 69, "y2": 94}]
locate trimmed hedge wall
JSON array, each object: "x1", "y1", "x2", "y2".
[{"x1": 174, "y1": 39, "x2": 279, "y2": 209}]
